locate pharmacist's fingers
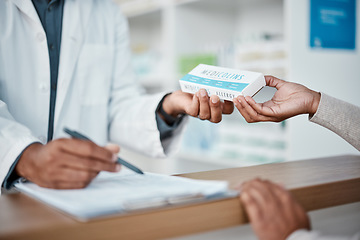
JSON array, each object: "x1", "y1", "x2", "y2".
[
  {"x1": 52, "y1": 167, "x2": 99, "y2": 184},
  {"x1": 40, "y1": 168, "x2": 98, "y2": 189},
  {"x1": 187, "y1": 94, "x2": 200, "y2": 117},
  {"x1": 60, "y1": 151, "x2": 120, "y2": 173},
  {"x1": 60, "y1": 139, "x2": 115, "y2": 163},
  {"x1": 222, "y1": 100, "x2": 234, "y2": 114},
  {"x1": 197, "y1": 89, "x2": 211, "y2": 120},
  {"x1": 209, "y1": 95, "x2": 222, "y2": 123},
  {"x1": 105, "y1": 144, "x2": 120, "y2": 154}
]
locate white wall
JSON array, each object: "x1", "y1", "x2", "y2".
[
  {"x1": 175, "y1": 0, "x2": 237, "y2": 55},
  {"x1": 286, "y1": 0, "x2": 360, "y2": 160},
  {"x1": 235, "y1": 0, "x2": 284, "y2": 37},
  {"x1": 124, "y1": 0, "x2": 360, "y2": 162}
]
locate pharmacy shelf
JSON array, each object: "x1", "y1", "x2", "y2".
[
  {"x1": 115, "y1": 0, "x2": 360, "y2": 165},
  {"x1": 119, "y1": 0, "x2": 286, "y2": 90},
  {"x1": 116, "y1": 0, "x2": 162, "y2": 18},
  {"x1": 116, "y1": 0, "x2": 289, "y2": 167}
]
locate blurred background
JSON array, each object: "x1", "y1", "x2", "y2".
[{"x1": 113, "y1": 0, "x2": 360, "y2": 175}]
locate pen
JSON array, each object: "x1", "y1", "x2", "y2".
[{"x1": 63, "y1": 127, "x2": 144, "y2": 175}]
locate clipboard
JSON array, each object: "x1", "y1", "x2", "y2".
[{"x1": 15, "y1": 170, "x2": 235, "y2": 221}]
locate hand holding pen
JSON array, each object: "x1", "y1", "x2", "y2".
[
  {"x1": 14, "y1": 133, "x2": 122, "y2": 189},
  {"x1": 64, "y1": 128, "x2": 144, "y2": 174}
]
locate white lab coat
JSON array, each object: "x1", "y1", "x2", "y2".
[{"x1": 0, "y1": 0, "x2": 187, "y2": 192}]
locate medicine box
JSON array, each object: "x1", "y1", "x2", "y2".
[{"x1": 179, "y1": 64, "x2": 266, "y2": 101}]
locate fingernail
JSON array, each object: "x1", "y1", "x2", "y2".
[
  {"x1": 242, "y1": 192, "x2": 249, "y2": 201},
  {"x1": 116, "y1": 164, "x2": 121, "y2": 172},
  {"x1": 200, "y1": 89, "x2": 206, "y2": 97},
  {"x1": 233, "y1": 98, "x2": 238, "y2": 106},
  {"x1": 211, "y1": 97, "x2": 219, "y2": 104},
  {"x1": 233, "y1": 183, "x2": 242, "y2": 192},
  {"x1": 112, "y1": 154, "x2": 118, "y2": 162}
]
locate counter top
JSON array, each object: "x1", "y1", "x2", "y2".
[{"x1": 1, "y1": 155, "x2": 359, "y2": 240}]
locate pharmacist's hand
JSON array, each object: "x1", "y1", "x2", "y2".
[
  {"x1": 15, "y1": 140, "x2": 121, "y2": 189},
  {"x1": 233, "y1": 76, "x2": 321, "y2": 122},
  {"x1": 239, "y1": 179, "x2": 311, "y2": 240},
  {"x1": 161, "y1": 90, "x2": 234, "y2": 123}
]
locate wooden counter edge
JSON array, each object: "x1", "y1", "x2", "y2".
[{"x1": 2, "y1": 176, "x2": 360, "y2": 240}]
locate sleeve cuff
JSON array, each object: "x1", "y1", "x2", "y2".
[
  {"x1": 156, "y1": 93, "x2": 185, "y2": 141},
  {"x1": 287, "y1": 229, "x2": 318, "y2": 240},
  {"x1": 2, "y1": 142, "x2": 40, "y2": 190},
  {"x1": 156, "y1": 112, "x2": 184, "y2": 141},
  {"x1": 309, "y1": 92, "x2": 324, "y2": 121}
]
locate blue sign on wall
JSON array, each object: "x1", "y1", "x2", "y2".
[{"x1": 310, "y1": 0, "x2": 356, "y2": 50}]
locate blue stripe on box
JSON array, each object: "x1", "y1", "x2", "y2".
[{"x1": 181, "y1": 74, "x2": 249, "y2": 92}]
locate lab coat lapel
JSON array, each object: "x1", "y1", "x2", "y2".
[
  {"x1": 54, "y1": 0, "x2": 92, "y2": 130},
  {"x1": 11, "y1": 0, "x2": 43, "y2": 29}
]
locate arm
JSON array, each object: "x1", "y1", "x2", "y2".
[
  {"x1": 107, "y1": 5, "x2": 233, "y2": 157},
  {"x1": 234, "y1": 76, "x2": 360, "y2": 151},
  {"x1": 0, "y1": 100, "x2": 39, "y2": 193},
  {"x1": 107, "y1": 6, "x2": 179, "y2": 157},
  {"x1": 309, "y1": 93, "x2": 360, "y2": 151},
  {"x1": 1, "y1": 101, "x2": 120, "y2": 191}
]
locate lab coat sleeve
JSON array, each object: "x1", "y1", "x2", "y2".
[
  {"x1": 0, "y1": 101, "x2": 40, "y2": 194},
  {"x1": 107, "y1": 4, "x2": 187, "y2": 158},
  {"x1": 287, "y1": 229, "x2": 360, "y2": 240}
]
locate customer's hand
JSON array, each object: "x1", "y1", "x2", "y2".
[
  {"x1": 234, "y1": 76, "x2": 321, "y2": 122},
  {"x1": 160, "y1": 89, "x2": 234, "y2": 123},
  {"x1": 239, "y1": 179, "x2": 311, "y2": 240},
  {"x1": 15, "y1": 139, "x2": 121, "y2": 189}
]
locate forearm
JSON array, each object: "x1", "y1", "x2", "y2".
[
  {"x1": 0, "y1": 117, "x2": 39, "y2": 193},
  {"x1": 109, "y1": 92, "x2": 188, "y2": 157},
  {"x1": 309, "y1": 93, "x2": 360, "y2": 151}
]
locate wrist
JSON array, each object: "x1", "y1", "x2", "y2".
[
  {"x1": 161, "y1": 91, "x2": 184, "y2": 118},
  {"x1": 15, "y1": 143, "x2": 43, "y2": 179},
  {"x1": 309, "y1": 91, "x2": 321, "y2": 116}
]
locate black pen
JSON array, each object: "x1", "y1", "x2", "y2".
[{"x1": 64, "y1": 127, "x2": 144, "y2": 175}]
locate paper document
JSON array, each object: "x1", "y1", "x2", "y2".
[{"x1": 15, "y1": 170, "x2": 231, "y2": 221}]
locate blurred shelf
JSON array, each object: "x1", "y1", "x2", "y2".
[
  {"x1": 117, "y1": 0, "x2": 289, "y2": 166},
  {"x1": 116, "y1": 0, "x2": 163, "y2": 18},
  {"x1": 111, "y1": 0, "x2": 358, "y2": 164},
  {"x1": 174, "y1": 0, "x2": 200, "y2": 7}
]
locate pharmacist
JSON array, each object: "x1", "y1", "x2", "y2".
[{"x1": 0, "y1": 0, "x2": 234, "y2": 192}]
